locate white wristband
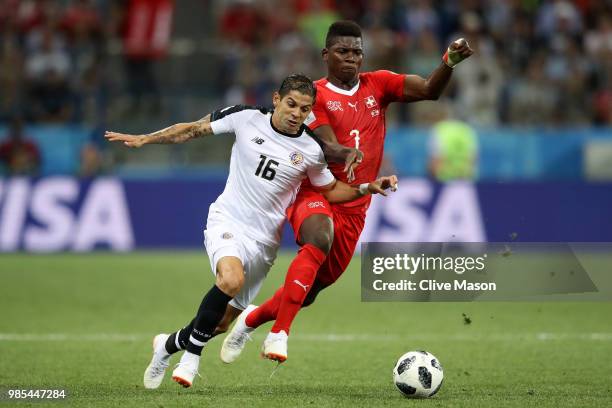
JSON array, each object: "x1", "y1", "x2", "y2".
[{"x1": 358, "y1": 183, "x2": 370, "y2": 195}]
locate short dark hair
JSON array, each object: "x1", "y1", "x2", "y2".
[
  {"x1": 278, "y1": 73, "x2": 316, "y2": 100},
  {"x1": 325, "y1": 20, "x2": 362, "y2": 48}
]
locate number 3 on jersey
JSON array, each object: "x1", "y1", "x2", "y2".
[
  {"x1": 255, "y1": 154, "x2": 279, "y2": 181},
  {"x1": 351, "y1": 129, "x2": 360, "y2": 149}
]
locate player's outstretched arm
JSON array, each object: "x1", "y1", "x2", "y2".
[
  {"x1": 105, "y1": 114, "x2": 212, "y2": 147},
  {"x1": 319, "y1": 175, "x2": 398, "y2": 203},
  {"x1": 403, "y1": 38, "x2": 473, "y2": 102},
  {"x1": 315, "y1": 125, "x2": 363, "y2": 183}
]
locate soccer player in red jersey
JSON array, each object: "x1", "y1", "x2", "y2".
[{"x1": 220, "y1": 21, "x2": 473, "y2": 363}]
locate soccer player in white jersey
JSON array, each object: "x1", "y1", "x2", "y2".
[{"x1": 105, "y1": 74, "x2": 398, "y2": 389}]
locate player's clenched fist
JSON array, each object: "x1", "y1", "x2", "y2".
[
  {"x1": 105, "y1": 131, "x2": 146, "y2": 148},
  {"x1": 443, "y1": 38, "x2": 473, "y2": 68},
  {"x1": 366, "y1": 175, "x2": 399, "y2": 196}
]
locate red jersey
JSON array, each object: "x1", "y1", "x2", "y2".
[{"x1": 304, "y1": 70, "x2": 405, "y2": 211}]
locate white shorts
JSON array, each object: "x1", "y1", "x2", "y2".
[{"x1": 204, "y1": 212, "x2": 279, "y2": 310}]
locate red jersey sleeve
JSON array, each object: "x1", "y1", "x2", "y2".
[{"x1": 370, "y1": 70, "x2": 405, "y2": 106}]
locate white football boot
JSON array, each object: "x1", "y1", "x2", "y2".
[
  {"x1": 262, "y1": 330, "x2": 288, "y2": 362},
  {"x1": 172, "y1": 351, "x2": 201, "y2": 388},
  {"x1": 220, "y1": 305, "x2": 257, "y2": 363},
  {"x1": 143, "y1": 333, "x2": 171, "y2": 389}
]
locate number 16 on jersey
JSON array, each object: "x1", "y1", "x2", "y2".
[{"x1": 255, "y1": 154, "x2": 279, "y2": 181}]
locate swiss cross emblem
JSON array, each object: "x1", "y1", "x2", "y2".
[{"x1": 365, "y1": 95, "x2": 377, "y2": 108}]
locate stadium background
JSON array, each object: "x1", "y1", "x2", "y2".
[
  {"x1": 1, "y1": 0, "x2": 611, "y2": 250},
  {"x1": 1, "y1": 1, "x2": 612, "y2": 407}
]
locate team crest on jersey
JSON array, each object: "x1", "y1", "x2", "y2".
[
  {"x1": 221, "y1": 232, "x2": 233, "y2": 239},
  {"x1": 326, "y1": 100, "x2": 343, "y2": 112},
  {"x1": 289, "y1": 151, "x2": 304, "y2": 166},
  {"x1": 365, "y1": 95, "x2": 377, "y2": 108},
  {"x1": 307, "y1": 201, "x2": 326, "y2": 209},
  {"x1": 371, "y1": 109, "x2": 380, "y2": 117}
]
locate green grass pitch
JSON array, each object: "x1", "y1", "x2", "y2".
[{"x1": 1, "y1": 252, "x2": 611, "y2": 407}]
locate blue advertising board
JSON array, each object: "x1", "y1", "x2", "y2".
[{"x1": 0, "y1": 177, "x2": 610, "y2": 252}]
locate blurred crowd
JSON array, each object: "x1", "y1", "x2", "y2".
[
  {"x1": 214, "y1": 0, "x2": 612, "y2": 126},
  {"x1": 1, "y1": 0, "x2": 610, "y2": 128},
  {"x1": 1, "y1": 0, "x2": 611, "y2": 176},
  {"x1": 0, "y1": 0, "x2": 109, "y2": 125},
  {"x1": 0, "y1": 0, "x2": 172, "y2": 175},
  {"x1": 0, "y1": 0, "x2": 175, "y2": 126}
]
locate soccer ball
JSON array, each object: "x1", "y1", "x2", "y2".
[{"x1": 392, "y1": 350, "x2": 444, "y2": 398}]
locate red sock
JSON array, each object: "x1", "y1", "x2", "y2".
[
  {"x1": 271, "y1": 244, "x2": 327, "y2": 334},
  {"x1": 245, "y1": 286, "x2": 284, "y2": 328}
]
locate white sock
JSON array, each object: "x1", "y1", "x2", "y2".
[
  {"x1": 180, "y1": 351, "x2": 201, "y2": 364},
  {"x1": 267, "y1": 330, "x2": 288, "y2": 340}
]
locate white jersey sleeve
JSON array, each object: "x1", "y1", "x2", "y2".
[
  {"x1": 307, "y1": 149, "x2": 335, "y2": 187},
  {"x1": 210, "y1": 105, "x2": 263, "y2": 135}
]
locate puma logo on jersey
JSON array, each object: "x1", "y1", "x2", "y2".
[
  {"x1": 293, "y1": 279, "x2": 310, "y2": 292},
  {"x1": 348, "y1": 101, "x2": 358, "y2": 111},
  {"x1": 365, "y1": 95, "x2": 377, "y2": 108},
  {"x1": 326, "y1": 101, "x2": 343, "y2": 111},
  {"x1": 251, "y1": 137, "x2": 265, "y2": 145}
]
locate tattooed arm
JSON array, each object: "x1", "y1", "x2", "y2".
[{"x1": 105, "y1": 114, "x2": 212, "y2": 147}]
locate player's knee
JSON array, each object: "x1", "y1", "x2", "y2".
[
  {"x1": 215, "y1": 261, "x2": 244, "y2": 297},
  {"x1": 217, "y1": 274, "x2": 243, "y2": 297},
  {"x1": 300, "y1": 215, "x2": 334, "y2": 254},
  {"x1": 311, "y1": 231, "x2": 333, "y2": 254}
]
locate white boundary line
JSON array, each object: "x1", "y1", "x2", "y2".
[{"x1": 1, "y1": 333, "x2": 611, "y2": 342}]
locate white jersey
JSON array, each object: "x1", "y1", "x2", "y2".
[{"x1": 209, "y1": 105, "x2": 335, "y2": 247}]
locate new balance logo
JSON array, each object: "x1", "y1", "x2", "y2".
[
  {"x1": 251, "y1": 137, "x2": 265, "y2": 145},
  {"x1": 293, "y1": 279, "x2": 310, "y2": 292}
]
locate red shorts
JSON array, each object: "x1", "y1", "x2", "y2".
[{"x1": 286, "y1": 188, "x2": 366, "y2": 286}]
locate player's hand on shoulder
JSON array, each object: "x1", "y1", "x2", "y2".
[
  {"x1": 368, "y1": 175, "x2": 398, "y2": 196},
  {"x1": 443, "y1": 38, "x2": 474, "y2": 67},
  {"x1": 105, "y1": 131, "x2": 146, "y2": 148},
  {"x1": 344, "y1": 148, "x2": 364, "y2": 183}
]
